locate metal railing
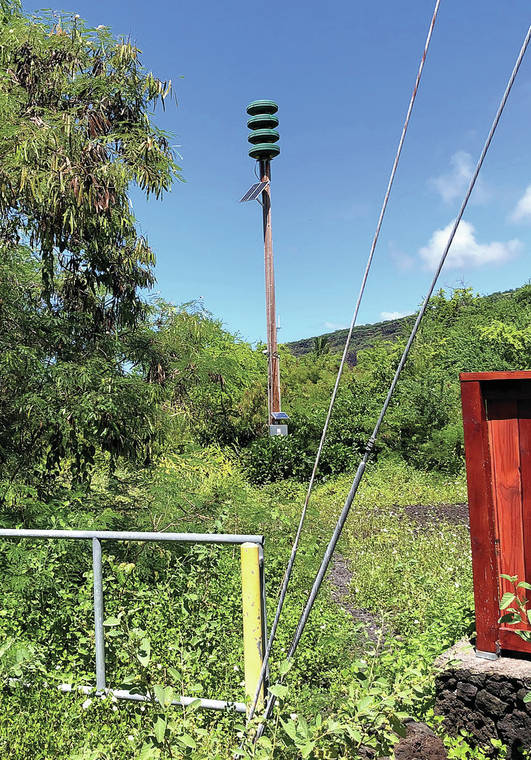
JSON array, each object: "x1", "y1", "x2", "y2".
[{"x1": 0, "y1": 529, "x2": 268, "y2": 713}]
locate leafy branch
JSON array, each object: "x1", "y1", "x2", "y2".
[{"x1": 498, "y1": 574, "x2": 531, "y2": 643}]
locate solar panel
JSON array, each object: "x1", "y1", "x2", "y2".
[
  {"x1": 239, "y1": 181, "x2": 268, "y2": 202},
  {"x1": 271, "y1": 411, "x2": 289, "y2": 421}
]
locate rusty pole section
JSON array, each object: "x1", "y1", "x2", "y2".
[{"x1": 260, "y1": 159, "x2": 281, "y2": 423}]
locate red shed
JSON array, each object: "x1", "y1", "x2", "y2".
[{"x1": 461, "y1": 371, "x2": 531, "y2": 658}]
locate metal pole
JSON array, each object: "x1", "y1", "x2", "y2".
[
  {"x1": 258, "y1": 543, "x2": 269, "y2": 696},
  {"x1": 241, "y1": 542, "x2": 264, "y2": 712},
  {"x1": 92, "y1": 538, "x2": 106, "y2": 692},
  {"x1": 0, "y1": 529, "x2": 264, "y2": 546},
  {"x1": 260, "y1": 159, "x2": 281, "y2": 424},
  {"x1": 10, "y1": 681, "x2": 247, "y2": 714}
]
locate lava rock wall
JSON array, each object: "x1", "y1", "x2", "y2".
[{"x1": 435, "y1": 640, "x2": 531, "y2": 758}]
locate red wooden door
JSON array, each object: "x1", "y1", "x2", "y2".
[
  {"x1": 487, "y1": 396, "x2": 531, "y2": 649},
  {"x1": 461, "y1": 372, "x2": 531, "y2": 656}
]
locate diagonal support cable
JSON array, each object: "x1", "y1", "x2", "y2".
[
  {"x1": 253, "y1": 21, "x2": 531, "y2": 742},
  {"x1": 235, "y1": 1, "x2": 443, "y2": 747}
]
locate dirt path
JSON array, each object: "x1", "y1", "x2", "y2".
[
  {"x1": 329, "y1": 554, "x2": 386, "y2": 644},
  {"x1": 329, "y1": 502, "x2": 469, "y2": 639}
]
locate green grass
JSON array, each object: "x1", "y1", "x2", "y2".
[{"x1": 0, "y1": 452, "x2": 486, "y2": 758}]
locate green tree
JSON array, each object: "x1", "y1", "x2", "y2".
[
  {"x1": 0, "y1": 5, "x2": 181, "y2": 497},
  {"x1": 0, "y1": 5, "x2": 180, "y2": 330},
  {"x1": 312, "y1": 335, "x2": 330, "y2": 357},
  {"x1": 134, "y1": 302, "x2": 268, "y2": 447}
]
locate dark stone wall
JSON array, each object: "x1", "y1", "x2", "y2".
[{"x1": 435, "y1": 641, "x2": 531, "y2": 758}]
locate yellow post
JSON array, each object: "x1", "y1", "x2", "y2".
[{"x1": 240, "y1": 542, "x2": 264, "y2": 712}]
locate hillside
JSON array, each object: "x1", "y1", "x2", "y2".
[
  {"x1": 286, "y1": 287, "x2": 520, "y2": 361},
  {"x1": 286, "y1": 314, "x2": 412, "y2": 362}
]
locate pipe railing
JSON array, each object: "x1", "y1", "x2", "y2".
[{"x1": 0, "y1": 528, "x2": 267, "y2": 713}]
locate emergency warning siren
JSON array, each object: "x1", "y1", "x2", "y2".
[{"x1": 240, "y1": 100, "x2": 288, "y2": 436}]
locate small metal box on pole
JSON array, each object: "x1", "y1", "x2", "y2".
[
  {"x1": 240, "y1": 99, "x2": 288, "y2": 436},
  {"x1": 270, "y1": 411, "x2": 289, "y2": 437}
]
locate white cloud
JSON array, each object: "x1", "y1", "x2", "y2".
[
  {"x1": 511, "y1": 185, "x2": 531, "y2": 222},
  {"x1": 430, "y1": 151, "x2": 489, "y2": 204},
  {"x1": 419, "y1": 220, "x2": 522, "y2": 270},
  {"x1": 380, "y1": 311, "x2": 409, "y2": 321}
]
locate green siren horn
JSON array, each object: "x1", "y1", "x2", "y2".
[
  {"x1": 247, "y1": 114, "x2": 279, "y2": 130},
  {"x1": 247, "y1": 100, "x2": 280, "y2": 160}
]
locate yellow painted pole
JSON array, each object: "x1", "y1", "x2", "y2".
[{"x1": 241, "y1": 542, "x2": 264, "y2": 712}]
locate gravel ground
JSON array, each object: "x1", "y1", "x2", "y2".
[{"x1": 402, "y1": 502, "x2": 469, "y2": 528}]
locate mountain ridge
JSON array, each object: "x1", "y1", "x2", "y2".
[{"x1": 285, "y1": 287, "x2": 520, "y2": 361}]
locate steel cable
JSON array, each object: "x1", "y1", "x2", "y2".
[
  {"x1": 253, "y1": 23, "x2": 531, "y2": 741},
  {"x1": 235, "y1": 1, "x2": 443, "y2": 748}
]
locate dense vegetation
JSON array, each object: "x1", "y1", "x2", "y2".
[
  {"x1": 1, "y1": 2, "x2": 530, "y2": 759},
  {"x1": 0, "y1": 0, "x2": 180, "y2": 495},
  {"x1": 1, "y1": 453, "x2": 477, "y2": 759},
  {"x1": 244, "y1": 285, "x2": 531, "y2": 484}
]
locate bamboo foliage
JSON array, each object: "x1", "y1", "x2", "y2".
[{"x1": 0, "y1": 5, "x2": 182, "y2": 332}]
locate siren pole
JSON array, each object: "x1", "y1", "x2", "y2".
[
  {"x1": 240, "y1": 100, "x2": 288, "y2": 435},
  {"x1": 259, "y1": 157, "x2": 280, "y2": 425}
]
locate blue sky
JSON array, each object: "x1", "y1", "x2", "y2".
[{"x1": 25, "y1": 0, "x2": 531, "y2": 342}]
